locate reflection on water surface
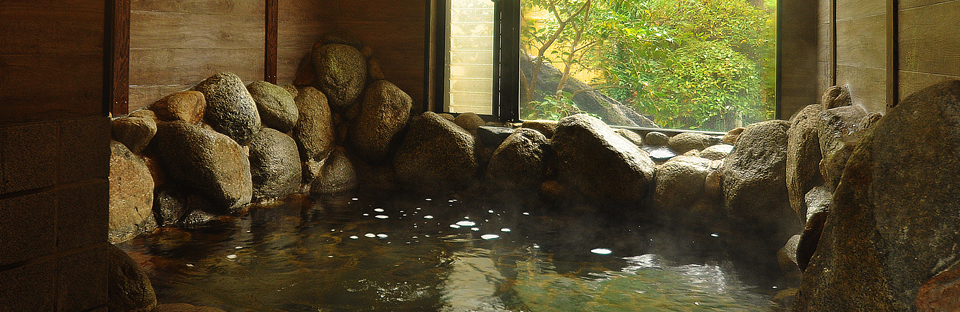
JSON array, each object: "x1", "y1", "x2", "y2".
[{"x1": 118, "y1": 192, "x2": 781, "y2": 311}]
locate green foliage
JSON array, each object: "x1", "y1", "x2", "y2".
[
  {"x1": 520, "y1": 0, "x2": 777, "y2": 131},
  {"x1": 522, "y1": 91, "x2": 601, "y2": 120}
]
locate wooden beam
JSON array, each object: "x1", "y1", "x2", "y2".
[
  {"x1": 106, "y1": 0, "x2": 130, "y2": 116},
  {"x1": 886, "y1": 0, "x2": 899, "y2": 109},
  {"x1": 265, "y1": 0, "x2": 278, "y2": 84}
]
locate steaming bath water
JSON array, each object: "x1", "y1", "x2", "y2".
[{"x1": 119, "y1": 193, "x2": 780, "y2": 311}]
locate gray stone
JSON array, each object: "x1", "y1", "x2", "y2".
[
  {"x1": 394, "y1": 112, "x2": 478, "y2": 193},
  {"x1": 722, "y1": 120, "x2": 799, "y2": 263},
  {"x1": 797, "y1": 185, "x2": 831, "y2": 272},
  {"x1": 312, "y1": 44, "x2": 366, "y2": 111},
  {"x1": 653, "y1": 156, "x2": 712, "y2": 215},
  {"x1": 108, "y1": 244, "x2": 156, "y2": 312},
  {"x1": 311, "y1": 147, "x2": 358, "y2": 194},
  {"x1": 193, "y1": 72, "x2": 262, "y2": 145},
  {"x1": 553, "y1": 114, "x2": 655, "y2": 203},
  {"x1": 249, "y1": 128, "x2": 302, "y2": 201},
  {"x1": 149, "y1": 91, "x2": 206, "y2": 124},
  {"x1": 247, "y1": 81, "x2": 299, "y2": 132},
  {"x1": 699, "y1": 144, "x2": 733, "y2": 160},
  {"x1": 477, "y1": 126, "x2": 514, "y2": 148},
  {"x1": 787, "y1": 104, "x2": 824, "y2": 221},
  {"x1": 522, "y1": 120, "x2": 558, "y2": 138},
  {"x1": 486, "y1": 128, "x2": 550, "y2": 191},
  {"x1": 281, "y1": 84, "x2": 299, "y2": 99},
  {"x1": 794, "y1": 80, "x2": 960, "y2": 311},
  {"x1": 817, "y1": 105, "x2": 882, "y2": 191},
  {"x1": 645, "y1": 131, "x2": 669, "y2": 146},
  {"x1": 616, "y1": 129, "x2": 645, "y2": 147},
  {"x1": 111, "y1": 110, "x2": 158, "y2": 155},
  {"x1": 293, "y1": 87, "x2": 336, "y2": 161},
  {"x1": 348, "y1": 80, "x2": 412, "y2": 163},
  {"x1": 668, "y1": 132, "x2": 714, "y2": 155},
  {"x1": 108, "y1": 141, "x2": 156, "y2": 244},
  {"x1": 153, "y1": 185, "x2": 187, "y2": 227},
  {"x1": 153, "y1": 121, "x2": 252, "y2": 213}
]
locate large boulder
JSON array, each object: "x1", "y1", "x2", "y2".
[
  {"x1": 108, "y1": 244, "x2": 157, "y2": 312},
  {"x1": 292, "y1": 87, "x2": 335, "y2": 161},
  {"x1": 348, "y1": 80, "x2": 412, "y2": 163},
  {"x1": 722, "y1": 120, "x2": 799, "y2": 264},
  {"x1": 149, "y1": 91, "x2": 206, "y2": 124},
  {"x1": 109, "y1": 141, "x2": 157, "y2": 244},
  {"x1": 794, "y1": 80, "x2": 960, "y2": 311},
  {"x1": 310, "y1": 147, "x2": 358, "y2": 194},
  {"x1": 312, "y1": 44, "x2": 366, "y2": 111},
  {"x1": 653, "y1": 156, "x2": 712, "y2": 216},
  {"x1": 394, "y1": 112, "x2": 478, "y2": 193},
  {"x1": 153, "y1": 121, "x2": 253, "y2": 213},
  {"x1": 786, "y1": 104, "x2": 824, "y2": 221},
  {"x1": 486, "y1": 128, "x2": 550, "y2": 191},
  {"x1": 247, "y1": 81, "x2": 299, "y2": 132},
  {"x1": 454, "y1": 112, "x2": 485, "y2": 135},
  {"x1": 193, "y1": 72, "x2": 262, "y2": 145},
  {"x1": 248, "y1": 128, "x2": 302, "y2": 200},
  {"x1": 112, "y1": 110, "x2": 158, "y2": 155},
  {"x1": 817, "y1": 105, "x2": 882, "y2": 190},
  {"x1": 552, "y1": 114, "x2": 655, "y2": 203}
]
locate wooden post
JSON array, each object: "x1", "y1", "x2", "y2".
[
  {"x1": 265, "y1": 0, "x2": 279, "y2": 84},
  {"x1": 106, "y1": 0, "x2": 130, "y2": 116}
]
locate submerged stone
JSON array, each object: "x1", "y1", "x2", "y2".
[
  {"x1": 311, "y1": 147, "x2": 358, "y2": 194},
  {"x1": 394, "y1": 112, "x2": 478, "y2": 194}
]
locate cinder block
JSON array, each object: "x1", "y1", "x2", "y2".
[
  {"x1": 60, "y1": 117, "x2": 111, "y2": 184},
  {"x1": 0, "y1": 259, "x2": 56, "y2": 311},
  {"x1": 1, "y1": 122, "x2": 58, "y2": 194},
  {"x1": 0, "y1": 192, "x2": 56, "y2": 266},
  {"x1": 57, "y1": 182, "x2": 109, "y2": 251},
  {"x1": 57, "y1": 245, "x2": 108, "y2": 312}
]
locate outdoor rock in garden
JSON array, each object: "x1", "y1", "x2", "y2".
[
  {"x1": 312, "y1": 44, "x2": 366, "y2": 111},
  {"x1": 153, "y1": 121, "x2": 252, "y2": 213},
  {"x1": 552, "y1": 114, "x2": 655, "y2": 204},
  {"x1": 653, "y1": 155, "x2": 712, "y2": 218},
  {"x1": 108, "y1": 244, "x2": 157, "y2": 312},
  {"x1": 786, "y1": 104, "x2": 824, "y2": 221},
  {"x1": 348, "y1": 80, "x2": 412, "y2": 163},
  {"x1": 109, "y1": 140, "x2": 157, "y2": 244},
  {"x1": 816, "y1": 105, "x2": 880, "y2": 190},
  {"x1": 645, "y1": 131, "x2": 670, "y2": 146},
  {"x1": 616, "y1": 129, "x2": 645, "y2": 147},
  {"x1": 477, "y1": 126, "x2": 514, "y2": 148},
  {"x1": 248, "y1": 128, "x2": 302, "y2": 201},
  {"x1": 698, "y1": 144, "x2": 733, "y2": 160},
  {"x1": 247, "y1": 80, "x2": 299, "y2": 132},
  {"x1": 149, "y1": 91, "x2": 206, "y2": 124},
  {"x1": 668, "y1": 132, "x2": 714, "y2": 155},
  {"x1": 293, "y1": 87, "x2": 335, "y2": 161},
  {"x1": 311, "y1": 147, "x2": 358, "y2": 194},
  {"x1": 522, "y1": 120, "x2": 558, "y2": 138},
  {"x1": 112, "y1": 109, "x2": 158, "y2": 155},
  {"x1": 794, "y1": 80, "x2": 960, "y2": 311},
  {"x1": 486, "y1": 128, "x2": 550, "y2": 191},
  {"x1": 394, "y1": 112, "x2": 478, "y2": 194},
  {"x1": 193, "y1": 72, "x2": 262, "y2": 145}
]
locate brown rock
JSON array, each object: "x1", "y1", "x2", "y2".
[
  {"x1": 149, "y1": 91, "x2": 206, "y2": 124},
  {"x1": 668, "y1": 132, "x2": 714, "y2": 155},
  {"x1": 486, "y1": 128, "x2": 550, "y2": 191},
  {"x1": 348, "y1": 80, "x2": 412, "y2": 164},
  {"x1": 616, "y1": 129, "x2": 644, "y2": 146},
  {"x1": 820, "y1": 85, "x2": 852, "y2": 110},
  {"x1": 721, "y1": 127, "x2": 745, "y2": 145},
  {"x1": 108, "y1": 244, "x2": 156, "y2": 312},
  {"x1": 293, "y1": 87, "x2": 336, "y2": 162},
  {"x1": 109, "y1": 141, "x2": 156, "y2": 244},
  {"x1": 155, "y1": 303, "x2": 226, "y2": 312},
  {"x1": 394, "y1": 112, "x2": 478, "y2": 193},
  {"x1": 312, "y1": 44, "x2": 366, "y2": 111},
  {"x1": 522, "y1": 120, "x2": 559, "y2": 138},
  {"x1": 193, "y1": 72, "x2": 262, "y2": 145},
  {"x1": 454, "y1": 112, "x2": 485, "y2": 135},
  {"x1": 917, "y1": 260, "x2": 960, "y2": 312},
  {"x1": 112, "y1": 110, "x2": 158, "y2": 155},
  {"x1": 786, "y1": 104, "x2": 824, "y2": 222},
  {"x1": 310, "y1": 147, "x2": 358, "y2": 194}
]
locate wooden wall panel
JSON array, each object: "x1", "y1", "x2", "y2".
[
  {"x1": 898, "y1": 0, "x2": 960, "y2": 99},
  {"x1": 779, "y1": 0, "x2": 820, "y2": 118},
  {"x1": 837, "y1": 65, "x2": 887, "y2": 111},
  {"x1": 830, "y1": 0, "x2": 888, "y2": 112},
  {"x1": 128, "y1": 0, "x2": 265, "y2": 111},
  {"x1": 336, "y1": 0, "x2": 427, "y2": 105},
  {"x1": 0, "y1": 1, "x2": 105, "y2": 124},
  {"x1": 277, "y1": 0, "x2": 333, "y2": 85}
]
